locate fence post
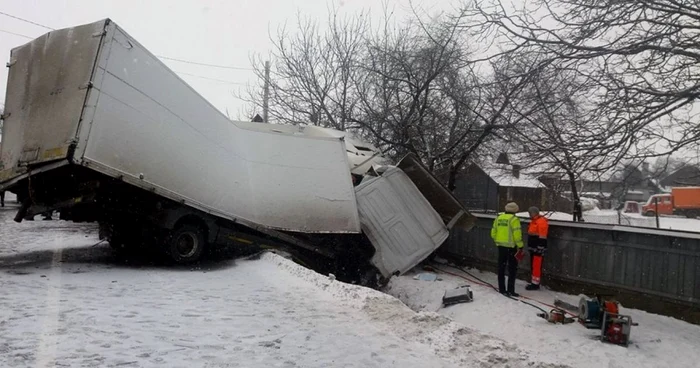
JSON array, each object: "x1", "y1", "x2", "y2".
[
  {"x1": 655, "y1": 197, "x2": 660, "y2": 229},
  {"x1": 618, "y1": 209, "x2": 622, "y2": 225}
]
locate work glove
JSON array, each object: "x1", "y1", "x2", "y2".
[{"x1": 514, "y1": 248, "x2": 525, "y2": 262}]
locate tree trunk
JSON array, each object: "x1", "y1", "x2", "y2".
[
  {"x1": 447, "y1": 165, "x2": 459, "y2": 192},
  {"x1": 568, "y1": 171, "x2": 582, "y2": 222}
]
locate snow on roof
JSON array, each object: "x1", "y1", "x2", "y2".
[
  {"x1": 482, "y1": 165, "x2": 544, "y2": 188},
  {"x1": 563, "y1": 191, "x2": 612, "y2": 198}
]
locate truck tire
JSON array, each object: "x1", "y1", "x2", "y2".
[
  {"x1": 166, "y1": 225, "x2": 206, "y2": 264},
  {"x1": 644, "y1": 211, "x2": 655, "y2": 217},
  {"x1": 686, "y1": 210, "x2": 698, "y2": 219}
]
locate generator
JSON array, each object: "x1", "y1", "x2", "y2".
[{"x1": 579, "y1": 296, "x2": 634, "y2": 346}]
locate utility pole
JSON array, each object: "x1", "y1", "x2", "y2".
[{"x1": 263, "y1": 60, "x2": 270, "y2": 123}]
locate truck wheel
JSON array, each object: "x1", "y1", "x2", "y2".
[
  {"x1": 686, "y1": 210, "x2": 698, "y2": 219},
  {"x1": 644, "y1": 211, "x2": 655, "y2": 217},
  {"x1": 167, "y1": 225, "x2": 206, "y2": 264}
]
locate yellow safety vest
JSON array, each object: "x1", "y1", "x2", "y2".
[{"x1": 491, "y1": 213, "x2": 524, "y2": 248}]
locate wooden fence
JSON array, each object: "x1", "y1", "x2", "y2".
[{"x1": 443, "y1": 214, "x2": 700, "y2": 317}]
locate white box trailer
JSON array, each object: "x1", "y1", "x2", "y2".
[
  {"x1": 0, "y1": 19, "x2": 474, "y2": 282},
  {"x1": 0, "y1": 19, "x2": 359, "y2": 234}
]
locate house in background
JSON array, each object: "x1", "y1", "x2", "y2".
[
  {"x1": 616, "y1": 164, "x2": 664, "y2": 203},
  {"x1": 660, "y1": 165, "x2": 700, "y2": 188},
  {"x1": 454, "y1": 163, "x2": 573, "y2": 213},
  {"x1": 538, "y1": 176, "x2": 620, "y2": 209},
  {"x1": 538, "y1": 163, "x2": 665, "y2": 209}
]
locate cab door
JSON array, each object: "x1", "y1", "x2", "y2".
[{"x1": 659, "y1": 195, "x2": 674, "y2": 215}]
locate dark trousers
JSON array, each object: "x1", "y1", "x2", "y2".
[
  {"x1": 497, "y1": 246, "x2": 518, "y2": 293},
  {"x1": 0, "y1": 191, "x2": 4, "y2": 207}
]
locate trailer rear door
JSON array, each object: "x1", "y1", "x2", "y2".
[
  {"x1": 356, "y1": 168, "x2": 449, "y2": 277},
  {"x1": 0, "y1": 20, "x2": 108, "y2": 185}
]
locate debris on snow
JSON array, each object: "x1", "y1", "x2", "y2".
[
  {"x1": 414, "y1": 272, "x2": 439, "y2": 281},
  {"x1": 387, "y1": 267, "x2": 700, "y2": 368},
  {"x1": 442, "y1": 286, "x2": 474, "y2": 306}
]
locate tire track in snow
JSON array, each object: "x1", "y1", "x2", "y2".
[{"x1": 34, "y1": 247, "x2": 63, "y2": 368}]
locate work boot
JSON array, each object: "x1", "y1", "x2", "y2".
[
  {"x1": 508, "y1": 291, "x2": 520, "y2": 297},
  {"x1": 500, "y1": 290, "x2": 509, "y2": 297},
  {"x1": 526, "y1": 284, "x2": 540, "y2": 291}
]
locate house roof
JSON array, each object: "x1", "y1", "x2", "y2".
[
  {"x1": 481, "y1": 165, "x2": 544, "y2": 188},
  {"x1": 660, "y1": 165, "x2": 700, "y2": 187}
]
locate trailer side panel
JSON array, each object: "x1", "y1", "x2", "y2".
[{"x1": 75, "y1": 24, "x2": 361, "y2": 233}]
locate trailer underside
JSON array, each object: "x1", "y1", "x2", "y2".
[{"x1": 4, "y1": 164, "x2": 379, "y2": 285}]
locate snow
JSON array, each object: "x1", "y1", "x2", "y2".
[
  {"x1": 516, "y1": 207, "x2": 700, "y2": 233},
  {"x1": 0, "y1": 201, "x2": 565, "y2": 368},
  {"x1": 3, "y1": 192, "x2": 698, "y2": 368},
  {"x1": 386, "y1": 266, "x2": 700, "y2": 368},
  {"x1": 482, "y1": 166, "x2": 544, "y2": 188},
  {"x1": 578, "y1": 192, "x2": 612, "y2": 197},
  {"x1": 579, "y1": 197, "x2": 599, "y2": 211}
]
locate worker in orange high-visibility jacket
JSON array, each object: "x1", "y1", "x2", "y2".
[
  {"x1": 526, "y1": 207, "x2": 549, "y2": 290},
  {"x1": 491, "y1": 202, "x2": 525, "y2": 297}
]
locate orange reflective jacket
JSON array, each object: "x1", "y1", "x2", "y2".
[{"x1": 528, "y1": 215, "x2": 549, "y2": 239}]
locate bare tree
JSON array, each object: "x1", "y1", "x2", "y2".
[
  {"x1": 237, "y1": 9, "x2": 466, "y2": 187},
  {"x1": 500, "y1": 54, "x2": 638, "y2": 219},
  {"x1": 465, "y1": 0, "x2": 700, "y2": 160},
  {"x1": 242, "y1": 5, "x2": 562, "y2": 190},
  {"x1": 244, "y1": 10, "x2": 367, "y2": 130},
  {"x1": 0, "y1": 103, "x2": 4, "y2": 143}
]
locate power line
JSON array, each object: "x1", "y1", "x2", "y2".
[
  {"x1": 0, "y1": 11, "x2": 54, "y2": 30},
  {"x1": 173, "y1": 71, "x2": 248, "y2": 85},
  {"x1": 0, "y1": 29, "x2": 32, "y2": 39},
  {"x1": 158, "y1": 55, "x2": 253, "y2": 71},
  {"x1": 0, "y1": 11, "x2": 255, "y2": 72}
]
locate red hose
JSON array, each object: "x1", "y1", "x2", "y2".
[
  {"x1": 432, "y1": 267, "x2": 494, "y2": 289},
  {"x1": 431, "y1": 265, "x2": 578, "y2": 318}
]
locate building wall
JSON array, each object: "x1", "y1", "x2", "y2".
[
  {"x1": 456, "y1": 165, "x2": 572, "y2": 213},
  {"x1": 496, "y1": 186, "x2": 573, "y2": 213},
  {"x1": 661, "y1": 166, "x2": 700, "y2": 187},
  {"x1": 454, "y1": 165, "x2": 499, "y2": 212}
]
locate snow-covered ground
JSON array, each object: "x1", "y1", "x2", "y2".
[
  {"x1": 519, "y1": 209, "x2": 700, "y2": 232},
  {"x1": 387, "y1": 266, "x2": 700, "y2": 368},
  {"x1": 1, "y1": 196, "x2": 568, "y2": 368}
]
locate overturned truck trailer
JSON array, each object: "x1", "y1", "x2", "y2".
[{"x1": 0, "y1": 19, "x2": 475, "y2": 284}]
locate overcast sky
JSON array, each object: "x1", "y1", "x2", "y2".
[
  {"x1": 0, "y1": 0, "x2": 456, "y2": 119},
  {"x1": 2, "y1": 0, "x2": 695, "y2": 162}
]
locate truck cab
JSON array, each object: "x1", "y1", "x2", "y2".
[
  {"x1": 643, "y1": 194, "x2": 673, "y2": 217},
  {"x1": 643, "y1": 188, "x2": 700, "y2": 218}
]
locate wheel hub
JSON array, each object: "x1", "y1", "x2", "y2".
[{"x1": 176, "y1": 233, "x2": 198, "y2": 258}]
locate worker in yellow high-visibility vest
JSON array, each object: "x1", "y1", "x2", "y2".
[{"x1": 491, "y1": 202, "x2": 525, "y2": 297}]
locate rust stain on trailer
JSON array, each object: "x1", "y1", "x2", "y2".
[
  {"x1": 42, "y1": 146, "x2": 69, "y2": 160},
  {"x1": 228, "y1": 236, "x2": 254, "y2": 245}
]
